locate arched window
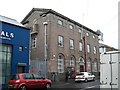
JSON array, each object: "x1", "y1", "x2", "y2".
[
  {"x1": 87, "y1": 58, "x2": 91, "y2": 72},
  {"x1": 93, "y1": 59, "x2": 97, "y2": 72},
  {"x1": 79, "y1": 56, "x2": 84, "y2": 62},
  {"x1": 58, "y1": 54, "x2": 64, "y2": 73},
  {"x1": 70, "y1": 56, "x2": 75, "y2": 67}
]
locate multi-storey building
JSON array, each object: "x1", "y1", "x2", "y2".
[{"x1": 21, "y1": 8, "x2": 100, "y2": 81}]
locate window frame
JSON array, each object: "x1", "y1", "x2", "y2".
[
  {"x1": 31, "y1": 37, "x2": 37, "y2": 48},
  {"x1": 58, "y1": 54, "x2": 64, "y2": 73},
  {"x1": 58, "y1": 35, "x2": 64, "y2": 47},
  {"x1": 87, "y1": 44, "x2": 90, "y2": 53},
  {"x1": 70, "y1": 39, "x2": 74, "y2": 49},
  {"x1": 57, "y1": 19, "x2": 63, "y2": 26},
  {"x1": 69, "y1": 24, "x2": 74, "y2": 30},
  {"x1": 79, "y1": 42, "x2": 82, "y2": 51}
]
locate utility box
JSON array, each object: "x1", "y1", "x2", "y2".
[{"x1": 100, "y1": 51, "x2": 120, "y2": 90}]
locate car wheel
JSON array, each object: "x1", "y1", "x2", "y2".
[
  {"x1": 93, "y1": 77, "x2": 95, "y2": 81},
  {"x1": 19, "y1": 85, "x2": 27, "y2": 90},
  {"x1": 46, "y1": 83, "x2": 51, "y2": 89},
  {"x1": 85, "y1": 78, "x2": 88, "y2": 83}
]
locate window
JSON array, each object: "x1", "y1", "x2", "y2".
[
  {"x1": 87, "y1": 58, "x2": 91, "y2": 72},
  {"x1": 19, "y1": 46, "x2": 23, "y2": 51},
  {"x1": 58, "y1": 19, "x2": 63, "y2": 25},
  {"x1": 70, "y1": 57, "x2": 75, "y2": 67},
  {"x1": 23, "y1": 74, "x2": 34, "y2": 79},
  {"x1": 33, "y1": 74, "x2": 42, "y2": 79},
  {"x1": 58, "y1": 54, "x2": 64, "y2": 73},
  {"x1": 93, "y1": 60, "x2": 97, "y2": 72},
  {"x1": 33, "y1": 24, "x2": 39, "y2": 32},
  {"x1": 32, "y1": 37, "x2": 37, "y2": 48},
  {"x1": 79, "y1": 56, "x2": 84, "y2": 62},
  {"x1": 87, "y1": 44, "x2": 90, "y2": 53},
  {"x1": 93, "y1": 46, "x2": 97, "y2": 54},
  {"x1": 10, "y1": 75, "x2": 19, "y2": 80},
  {"x1": 79, "y1": 42, "x2": 82, "y2": 51},
  {"x1": 0, "y1": 44, "x2": 12, "y2": 83},
  {"x1": 58, "y1": 35, "x2": 64, "y2": 47},
  {"x1": 79, "y1": 29, "x2": 82, "y2": 39},
  {"x1": 70, "y1": 39, "x2": 74, "y2": 49},
  {"x1": 69, "y1": 24, "x2": 74, "y2": 30},
  {"x1": 86, "y1": 32, "x2": 90, "y2": 36}
]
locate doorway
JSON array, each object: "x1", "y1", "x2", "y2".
[
  {"x1": 80, "y1": 65, "x2": 84, "y2": 72},
  {"x1": 17, "y1": 66, "x2": 25, "y2": 73}
]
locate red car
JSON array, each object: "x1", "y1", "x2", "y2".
[{"x1": 8, "y1": 73, "x2": 52, "y2": 90}]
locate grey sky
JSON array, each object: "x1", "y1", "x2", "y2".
[{"x1": 0, "y1": 0, "x2": 119, "y2": 48}]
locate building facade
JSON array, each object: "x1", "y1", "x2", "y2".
[
  {"x1": 99, "y1": 43, "x2": 118, "y2": 54},
  {"x1": 0, "y1": 15, "x2": 30, "y2": 89},
  {"x1": 21, "y1": 8, "x2": 100, "y2": 81}
]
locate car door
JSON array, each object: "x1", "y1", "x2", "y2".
[
  {"x1": 23, "y1": 73, "x2": 37, "y2": 89},
  {"x1": 33, "y1": 74, "x2": 43, "y2": 88},
  {"x1": 88, "y1": 73, "x2": 93, "y2": 80}
]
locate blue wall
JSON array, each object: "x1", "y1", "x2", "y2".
[{"x1": 0, "y1": 22, "x2": 30, "y2": 74}]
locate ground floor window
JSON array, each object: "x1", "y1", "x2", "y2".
[
  {"x1": 58, "y1": 54, "x2": 64, "y2": 73},
  {"x1": 93, "y1": 60, "x2": 97, "y2": 72},
  {"x1": 0, "y1": 44, "x2": 12, "y2": 84},
  {"x1": 87, "y1": 58, "x2": 91, "y2": 72}
]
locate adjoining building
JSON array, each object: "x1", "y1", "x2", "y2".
[
  {"x1": 21, "y1": 8, "x2": 100, "y2": 81},
  {"x1": 99, "y1": 43, "x2": 119, "y2": 53},
  {"x1": 0, "y1": 15, "x2": 30, "y2": 89}
]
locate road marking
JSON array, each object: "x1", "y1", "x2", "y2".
[{"x1": 81, "y1": 85, "x2": 100, "y2": 90}]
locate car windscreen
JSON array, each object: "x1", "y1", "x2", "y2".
[
  {"x1": 77, "y1": 73, "x2": 84, "y2": 75},
  {"x1": 10, "y1": 75, "x2": 19, "y2": 80}
]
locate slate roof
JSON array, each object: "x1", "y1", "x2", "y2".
[
  {"x1": 0, "y1": 15, "x2": 24, "y2": 27},
  {"x1": 21, "y1": 8, "x2": 99, "y2": 35}
]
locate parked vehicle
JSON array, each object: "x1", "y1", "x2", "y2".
[
  {"x1": 100, "y1": 51, "x2": 120, "y2": 89},
  {"x1": 8, "y1": 73, "x2": 52, "y2": 90},
  {"x1": 75, "y1": 72, "x2": 95, "y2": 82}
]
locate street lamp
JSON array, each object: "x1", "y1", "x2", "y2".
[{"x1": 43, "y1": 22, "x2": 48, "y2": 78}]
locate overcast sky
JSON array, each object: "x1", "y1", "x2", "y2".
[{"x1": 0, "y1": 0, "x2": 119, "y2": 48}]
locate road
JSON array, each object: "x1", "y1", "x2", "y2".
[{"x1": 51, "y1": 79, "x2": 100, "y2": 90}]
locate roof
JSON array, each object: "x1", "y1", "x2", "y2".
[
  {"x1": 21, "y1": 8, "x2": 99, "y2": 35},
  {"x1": 0, "y1": 15, "x2": 24, "y2": 27},
  {"x1": 99, "y1": 43, "x2": 118, "y2": 51}
]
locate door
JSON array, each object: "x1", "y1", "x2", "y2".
[
  {"x1": 33, "y1": 74, "x2": 43, "y2": 88},
  {"x1": 80, "y1": 65, "x2": 84, "y2": 72},
  {"x1": 100, "y1": 52, "x2": 118, "y2": 89},
  {"x1": 17, "y1": 66, "x2": 25, "y2": 73},
  {"x1": 23, "y1": 73, "x2": 37, "y2": 89}
]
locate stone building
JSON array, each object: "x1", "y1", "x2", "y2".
[{"x1": 21, "y1": 8, "x2": 100, "y2": 81}]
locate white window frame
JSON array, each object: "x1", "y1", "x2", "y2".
[
  {"x1": 58, "y1": 19, "x2": 63, "y2": 26},
  {"x1": 79, "y1": 42, "x2": 82, "y2": 51},
  {"x1": 93, "y1": 60, "x2": 97, "y2": 72},
  {"x1": 79, "y1": 56, "x2": 84, "y2": 62},
  {"x1": 93, "y1": 46, "x2": 97, "y2": 54},
  {"x1": 87, "y1": 59, "x2": 91, "y2": 72},
  {"x1": 32, "y1": 37, "x2": 37, "y2": 48},
  {"x1": 86, "y1": 32, "x2": 90, "y2": 37},
  {"x1": 87, "y1": 44, "x2": 90, "y2": 53},
  {"x1": 69, "y1": 24, "x2": 74, "y2": 30},
  {"x1": 58, "y1": 55, "x2": 64, "y2": 73},
  {"x1": 58, "y1": 35, "x2": 64, "y2": 47},
  {"x1": 70, "y1": 39, "x2": 74, "y2": 49}
]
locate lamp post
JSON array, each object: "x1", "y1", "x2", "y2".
[{"x1": 43, "y1": 22, "x2": 48, "y2": 78}]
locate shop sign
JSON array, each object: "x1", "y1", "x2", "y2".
[{"x1": 0, "y1": 31, "x2": 14, "y2": 40}]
